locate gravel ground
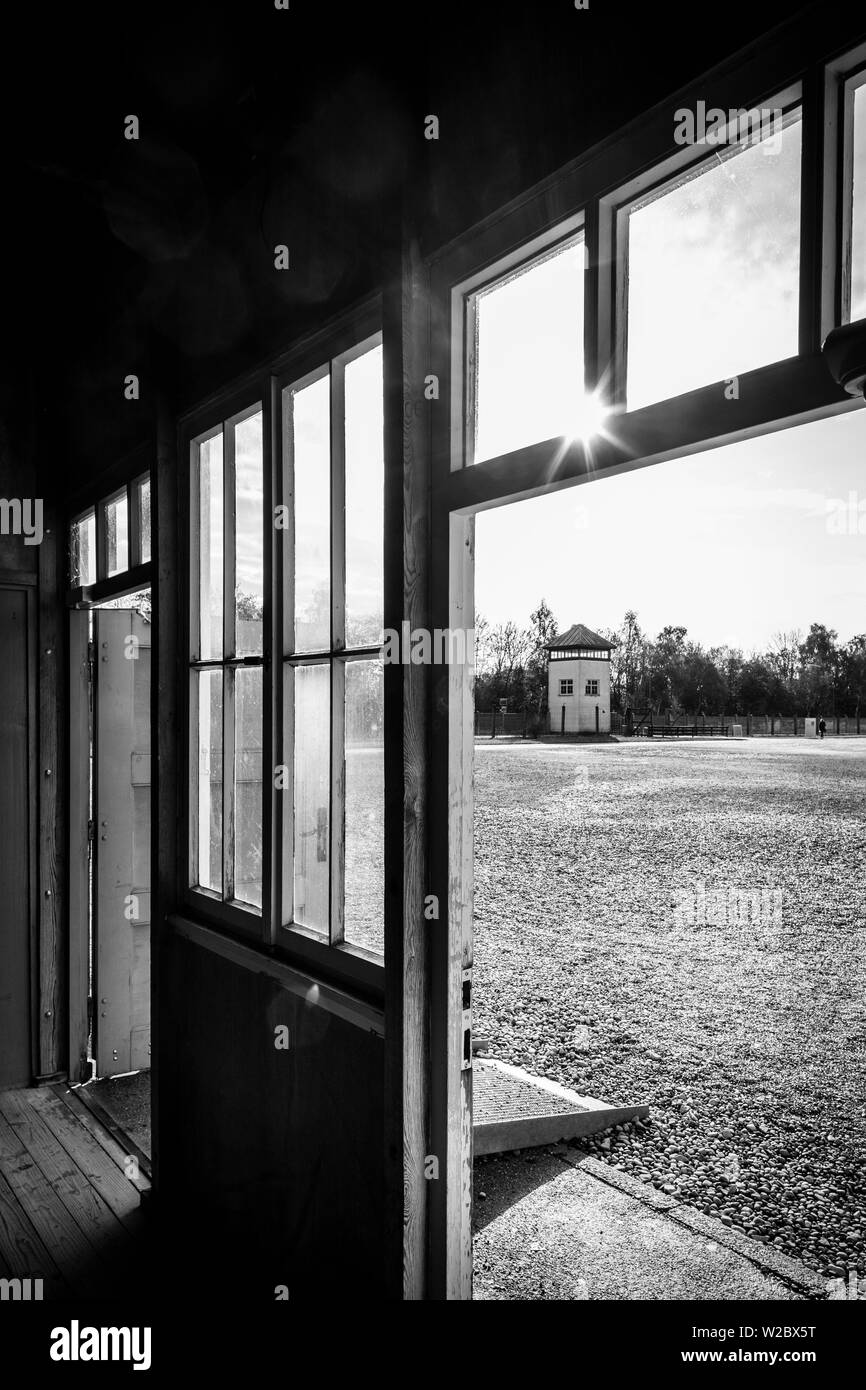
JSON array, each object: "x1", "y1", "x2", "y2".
[{"x1": 473, "y1": 737, "x2": 866, "y2": 1282}]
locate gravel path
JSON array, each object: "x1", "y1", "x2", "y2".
[{"x1": 473, "y1": 738, "x2": 866, "y2": 1282}]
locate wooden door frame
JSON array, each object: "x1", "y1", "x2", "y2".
[
  {"x1": 0, "y1": 573, "x2": 39, "y2": 1087},
  {"x1": 68, "y1": 607, "x2": 91, "y2": 1084},
  {"x1": 421, "y1": 5, "x2": 866, "y2": 1299},
  {"x1": 67, "y1": 579, "x2": 154, "y2": 1085}
]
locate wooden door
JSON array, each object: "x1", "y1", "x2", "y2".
[{"x1": 93, "y1": 610, "x2": 151, "y2": 1077}]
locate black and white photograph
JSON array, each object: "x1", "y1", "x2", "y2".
[{"x1": 0, "y1": 0, "x2": 863, "y2": 1362}]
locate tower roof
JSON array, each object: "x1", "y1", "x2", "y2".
[{"x1": 546, "y1": 623, "x2": 614, "y2": 651}]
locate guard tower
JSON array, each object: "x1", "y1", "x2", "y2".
[{"x1": 546, "y1": 623, "x2": 613, "y2": 734}]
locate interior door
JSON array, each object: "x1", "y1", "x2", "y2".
[{"x1": 93, "y1": 609, "x2": 151, "y2": 1077}]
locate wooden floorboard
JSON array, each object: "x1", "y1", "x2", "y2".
[
  {"x1": 0, "y1": 1110, "x2": 107, "y2": 1297},
  {"x1": 0, "y1": 1091, "x2": 136, "y2": 1258},
  {"x1": 28, "y1": 1087, "x2": 145, "y2": 1233},
  {"x1": 0, "y1": 1087, "x2": 148, "y2": 1300},
  {"x1": 49, "y1": 1085, "x2": 151, "y2": 1195},
  {"x1": 0, "y1": 1166, "x2": 69, "y2": 1297},
  {"x1": 69, "y1": 1083, "x2": 152, "y2": 1181}
]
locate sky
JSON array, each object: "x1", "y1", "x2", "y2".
[{"x1": 475, "y1": 407, "x2": 866, "y2": 652}]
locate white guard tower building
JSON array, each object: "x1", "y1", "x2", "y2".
[{"x1": 546, "y1": 623, "x2": 613, "y2": 734}]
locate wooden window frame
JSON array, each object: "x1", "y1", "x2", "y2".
[
  {"x1": 450, "y1": 214, "x2": 585, "y2": 471},
  {"x1": 67, "y1": 471, "x2": 153, "y2": 607},
  {"x1": 273, "y1": 331, "x2": 384, "y2": 987},
  {"x1": 606, "y1": 84, "x2": 803, "y2": 411},
  {"x1": 425, "y1": 12, "x2": 866, "y2": 1300},
  {"x1": 828, "y1": 43, "x2": 866, "y2": 326},
  {"x1": 187, "y1": 396, "x2": 268, "y2": 939},
  {"x1": 179, "y1": 303, "x2": 385, "y2": 996}
]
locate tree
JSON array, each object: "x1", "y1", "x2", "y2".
[
  {"x1": 841, "y1": 635, "x2": 866, "y2": 717},
  {"x1": 798, "y1": 623, "x2": 839, "y2": 714},
  {"x1": 604, "y1": 610, "x2": 645, "y2": 714},
  {"x1": 525, "y1": 598, "x2": 558, "y2": 712}
]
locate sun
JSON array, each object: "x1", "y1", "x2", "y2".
[{"x1": 567, "y1": 392, "x2": 610, "y2": 445}]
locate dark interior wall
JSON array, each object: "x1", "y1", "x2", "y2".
[
  {"x1": 5, "y1": 1, "x2": 811, "y2": 493},
  {"x1": 158, "y1": 934, "x2": 385, "y2": 1298}
]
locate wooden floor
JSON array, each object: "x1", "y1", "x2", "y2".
[{"x1": 0, "y1": 1083, "x2": 151, "y2": 1299}]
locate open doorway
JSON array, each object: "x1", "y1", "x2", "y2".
[
  {"x1": 69, "y1": 590, "x2": 152, "y2": 1160},
  {"x1": 469, "y1": 408, "x2": 866, "y2": 1299}
]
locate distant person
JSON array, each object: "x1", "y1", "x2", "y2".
[{"x1": 818, "y1": 717, "x2": 826, "y2": 739}]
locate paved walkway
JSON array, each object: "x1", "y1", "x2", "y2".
[{"x1": 473, "y1": 1149, "x2": 827, "y2": 1301}]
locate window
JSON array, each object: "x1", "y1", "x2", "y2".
[
  {"x1": 846, "y1": 71, "x2": 866, "y2": 322},
  {"x1": 622, "y1": 103, "x2": 803, "y2": 409},
  {"x1": 456, "y1": 219, "x2": 588, "y2": 467},
  {"x1": 559, "y1": 679, "x2": 574, "y2": 696},
  {"x1": 186, "y1": 331, "x2": 386, "y2": 962},
  {"x1": 69, "y1": 511, "x2": 96, "y2": 586},
  {"x1": 190, "y1": 404, "x2": 264, "y2": 913},
  {"x1": 68, "y1": 472, "x2": 152, "y2": 591},
  {"x1": 280, "y1": 338, "x2": 385, "y2": 956},
  {"x1": 585, "y1": 679, "x2": 599, "y2": 697},
  {"x1": 104, "y1": 490, "x2": 129, "y2": 577},
  {"x1": 138, "y1": 477, "x2": 152, "y2": 564}
]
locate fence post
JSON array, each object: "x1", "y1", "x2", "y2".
[
  {"x1": 747, "y1": 712, "x2": 751, "y2": 737},
  {"x1": 561, "y1": 704, "x2": 566, "y2": 736},
  {"x1": 523, "y1": 708, "x2": 528, "y2": 738},
  {"x1": 491, "y1": 707, "x2": 496, "y2": 739}
]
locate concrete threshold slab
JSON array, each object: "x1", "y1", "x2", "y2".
[
  {"x1": 473, "y1": 1149, "x2": 824, "y2": 1301},
  {"x1": 473, "y1": 1058, "x2": 649, "y2": 1158}
]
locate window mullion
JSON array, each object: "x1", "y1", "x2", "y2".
[
  {"x1": 261, "y1": 382, "x2": 275, "y2": 942},
  {"x1": 331, "y1": 358, "x2": 346, "y2": 653},
  {"x1": 276, "y1": 383, "x2": 295, "y2": 935},
  {"x1": 223, "y1": 421, "x2": 237, "y2": 903},
  {"x1": 330, "y1": 357, "x2": 347, "y2": 946},
  {"x1": 128, "y1": 480, "x2": 141, "y2": 571},
  {"x1": 223, "y1": 666, "x2": 236, "y2": 903},
  {"x1": 95, "y1": 500, "x2": 108, "y2": 584},
  {"x1": 330, "y1": 656, "x2": 346, "y2": 946},
  {"x1": 282, "y1": 659, "x2": 295, "y2": 930}
]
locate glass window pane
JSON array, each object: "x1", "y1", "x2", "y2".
[
  {"x1": 473, "y1": 237, "x2": 585, "y2": 464},
  {"x1": 345, "y1": 345, "x2": 384, "y2": 647},
  {"x1": 852, "y1": 82, "x2": 866, "y2": 323},
  {"x1": 626, "y1": 112, "x2": 802, "y2": 409},
  {"x1": 70, "y1": 512, "x2": 96, "y2": 586},
  {"x1": 197, "y1": 432, "x2": 223, "y2": 660},
  {"x1": 105, "y1": 492, "x2": 129, "y2": 576},
  {"x1": 289, "y1": 374, "x2": 331, "y2": 653},
  {"x1": 233, "y1": 408, "x2": 264, "y2": 656},
  {"x1": 139, "y1": 478, "x2": 151, "y2": 564},
  {"x1": 343, "y1": 659, "x2": 384, "y2": 954},
  {"x1": 195, "y1": 669, "x2": 222, "y2": 894},
  {"x1": 234, "y1": 666, "x2": 262, "y2": 909},
  {"x1": 292, "y1": 663, "x2": 330, "y2": 932}
]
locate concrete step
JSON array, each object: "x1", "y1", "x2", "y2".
[{"x1": 473, "y1": 1057, "x2": 649, "y2": 1157}]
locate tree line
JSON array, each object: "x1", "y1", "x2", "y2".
[{"x1": 474, "y1": 603, "x2": 866, "y2": 719}]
